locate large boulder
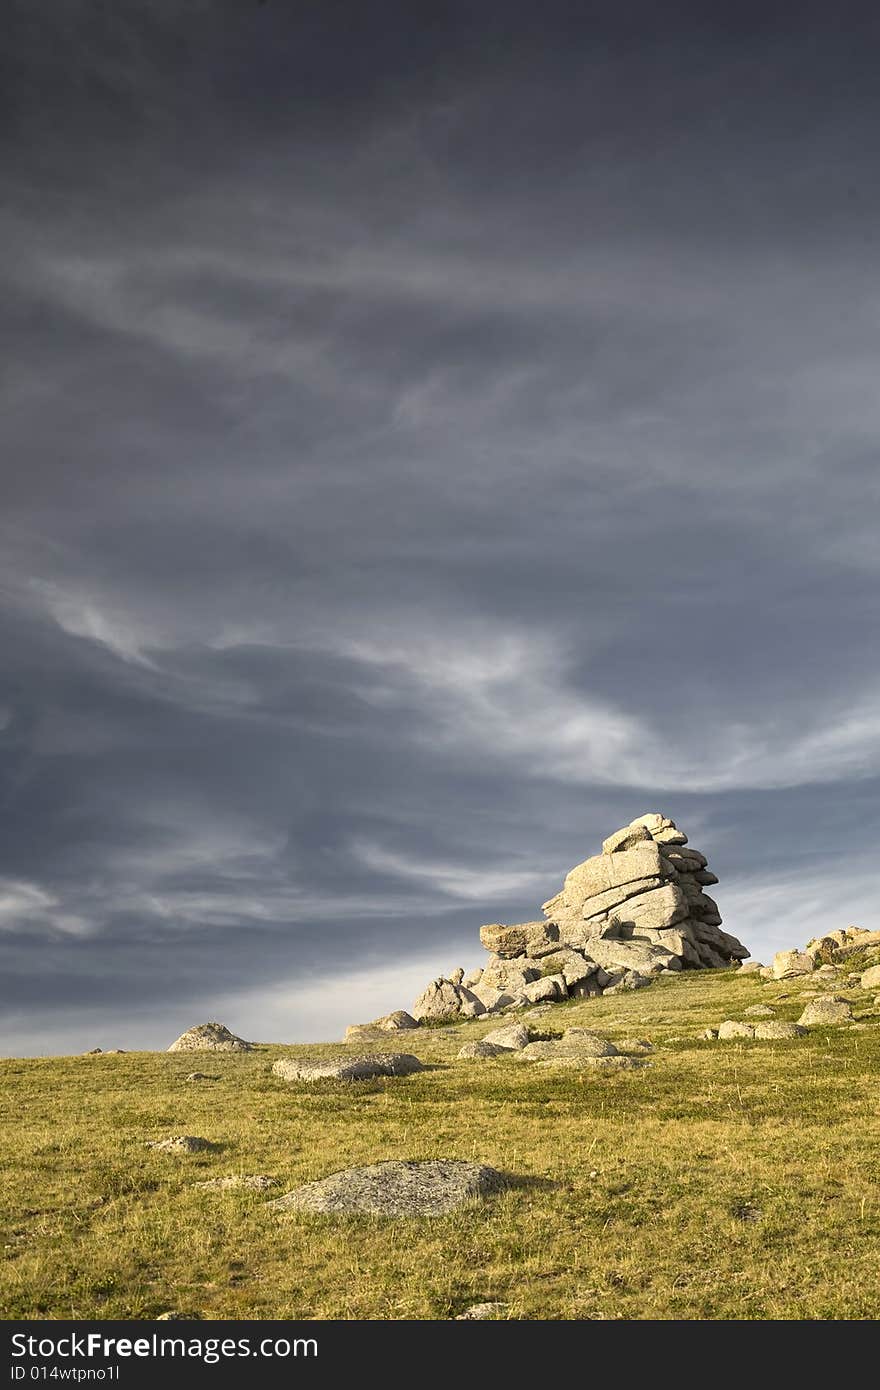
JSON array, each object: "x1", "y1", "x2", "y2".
[
  {"x1": 344, "y1": 1010, "x2": 420, "y2": 1041},
  {"x1": 268, "y1": 1160, "x2": 507, "y2": 1216},
  {"x1": 168, "y1": 1022, "x2": 252, "y2": 1052},
  {"x1": 860, "y1": 964, "x2": 880, "y2": 990},
  {"x1": 771, "y1": 950, "x2": 815, "y2": 980},
  {"x1": 798, "y1": 997, "x2": 854, "y2": 1027},
  {"x1": 479, "y1": 956, "x2": 542, "y2": 992},
  {"x1": 412, "y1": 978, "x2": 485, "y2": 1022},
  {"x1": 272, "y1": 1054, "x2": 423, "y2": 1082},
  {"x1": 479, "y1": 921, "x2": 559, "y2": 958}
]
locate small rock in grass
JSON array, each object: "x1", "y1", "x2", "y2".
[
  {"x1": 717, "y1": 1021, "x2": 755, "y2": 1040},
  {"x1": 481, "y1": 1023, "x2": 530, "y2": 1051},
  {"x1": 753, "y1": 1021, "x2": 806, "y2": 1039},
  {"x1": 456, "y1": 1302, "x2": 510, "y2": 1320},
  {"x1": 457, "y1": 1041, "x2": 506, "y2": 1060},
  {"x1": 744, "y1": 1004, "x2": 776, "y2": 1018},
  {"x1": 146, "y1": 1136, "x2": 213, "y2": 1154},
  {"x1": 193, "y1": 1175, "x2": 277, "y2": 1191},
  {"x1": 184, "y1": 1072, "x2": 219, "y2": 1082},
  {"x1": 618, "y1": 1038, "x2": 655, "y2": 1053}
]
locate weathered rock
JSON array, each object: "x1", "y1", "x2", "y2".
[
  {"x1": 479, "y1": 921, "x2": 560, "y2": 959},
  {"x1": 456, "y1": 1302, "x2": 510, "y2": 1320},
  {"x1": 618, "y1": 1038, "x2": 655, "y2": 1053},
  {"x1": 481, "y1": 1023, "x2": 530, "y2": 1051},
  {"x1": 272, "y1": 1054, "x2": 423, "y2": 1082},
  {"x1": 568, "y1": 936, "x2": 674, "y2": 975},
  {"x1": 412, "y1": 978, "x2": 486, "y2": 1022},
  {"x1": 457, "y1": 1040, "x2": 506, "y2": 1059},
  {"x1": 463, "y1": 968, "x2": 483, "y2": 988},
  {"x1": 578, "y1": 876, "x2": 666, "y2": 922},
  {"x1": 449, "y1": 968, "x2": 465, "y2": 986},
  {"x1": 193, "y1": 1175, "x2": 277, "y2": 1191},
  {"x1": 168, "y1": 1022, "x2": 252, "y2": 1052},
  {"x1": 534, "y1": 947, "x2": 597, "y2": 987},
  {"x1": 744, "y1": 1004, "x2": 776, "y2": 1018},
  {"x1": 771, "y1": 950, "x2": 815, "y2": 980},
  {"x1": 517, "y1": 1030, "x2": 618, "y2": 1061},
  {"x1": 344, "y1": 1010, "x2": 420, "y2": 1042},
  {"x1": 532, "y1": 1054, "x2": 644, "y2": 1071},
  {"x1": 601, "y1": 824, "x2": 653, "y2": 854},
  {"x1": 717, "y1": 1021, "x2": 755, "y2": 1039},
  {"x1": 860, "y1": 964, "x2": 880, "y2": 990},
  {"x1": 479, "y1": 957, "x2": 542, "y2": 992},
  {"x1": 798, "y1": 997, "x2": 854, "y2": 1027},
  {"x1": 753, "y1": 1021, "x2": 807, "y2": 1039},
  {"x1": 471, "y1": 983, "x2": 523, "y2": 1013},
  {"x1": 184, "y1": 1072, "x2": 219, "y2": 1082},
  {"x1": 738, "y1": 961, "x2": 765, "y2": 973},
  {"x1": 269, "y1": 1160, "x2": 507, "y2": 1216},
  {"x1": 522, "y1": 974, "x2": 567, "y2": 1003},
  {"x1": 147, "y1": 1135, "x2": 214, "y2": 1154},
  {"x1": 562, "y1": 844, "x2": 668, "y2": 906}
]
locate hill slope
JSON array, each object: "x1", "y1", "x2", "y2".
[{"x1": 2, "y1": 963, "x2": 879, "y2": 1320}]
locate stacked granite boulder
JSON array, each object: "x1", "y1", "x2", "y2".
[{"x1": 411, "y1": 813, "x2": 749, "y2": 1020}]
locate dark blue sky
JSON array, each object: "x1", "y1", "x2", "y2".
[{"x1": 2, "y1": 2, "x2": 880, "y2": 1053}]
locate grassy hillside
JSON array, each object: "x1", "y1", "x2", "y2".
[{"x1": 2, "y1": 964, "x2": 879, "y2": 1321}]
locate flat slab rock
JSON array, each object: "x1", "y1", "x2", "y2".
[
  {"x1": 515, "y1": 1030, "x2": 619, "y2": 1061},
  {"x1": 168, "y1": 1022, "x2": 252, "y2": 1052},
  {"x1": 193, "y1": 1175, "x2": 277, "y2": 1191},
  {"x1": 272, "y1": 1053, "x2": 423, "y2": 1082},
  {"x1": 268, "y1": 1160, "x2": 507, "y2": 1217},
  {"x1": 146, "y1": 1135, "x2": 214, "y2": 1154}
]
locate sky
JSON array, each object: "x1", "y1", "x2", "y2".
[{"x1": 2, "y1": 2, "x2": 880, "y2": 1055}]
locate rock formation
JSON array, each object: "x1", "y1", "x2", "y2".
[
  {"x1": 410, "y1": 813, "x2": 748, "y2": 1022},
  {"x1": 168, "y1": 1022, "x2": 252, "y2": 1052}
]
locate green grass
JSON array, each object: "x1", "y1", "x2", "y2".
[{"x1": 2, "y1": 965, "x2": 879, "y2": 1320}]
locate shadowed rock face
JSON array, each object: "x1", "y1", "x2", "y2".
[
  {"x1": 168, "y1": 1022, "x2": 252, "y2": 1052},
  {"x1": 268, "y1": 1160, "x2": 508, "y2": 1216}
]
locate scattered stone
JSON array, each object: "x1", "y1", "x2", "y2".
[
  {"x1": 269, "y1": 1160, "x2": 507, "y2": 1216},
  {"x1": 516, "y1": 1031, "x2": 618, "y2": 1061},
  {"x1": 193, "y1": 1175, "x2": 277, "y2": 1191},
  {"x1": 272, "y1": 1054, "x2": 423, "y2": 1083},
  {"x1": 156, "y1": 1312, "x2": 201, "y2": 1321},
  {"x1": 457, "y1": 1040, "x2": 506, "y2": 1059},
  {"x1": 744, "y1": 1004, "x2": 776, "y2": 1018},
  {"x1": 771, "y1": 951, "x2": 814, "y2": 980},
  {"x1": 184, "y1": 1072, "x2": 219, "y2": 1082},
  {"x1": 456, "y1": 1302, "x2": 510, "y2": 1320},
  {"x1": 168, "y1": 1022, "x2": 252, "y2": 1053},
  {"x1": 344, "y1": 1010, "x2": 420, "y2": 1042},
  {"x1": 533, "y1": 1055, "x2": 644, "y2": 1071},
  {"x1": 798, "y1": 997, "x2": 855, "y2": 1027},
  {"x1": 753, "y1": 1021, "x2": 807, "y2": 1039},
  {"x1": 717, "y1": 1021, "x2": 755, "y2": 1040},
  {"x1": 84, "y1": 1048, "x2": 103, "y2": 1055},
  {"x1": 146, "y1": 1136, "x2": 213, "y2": 1154},
  {"x1": 618, "y1": 1038, "x2": 655, "y2": 1053},
  {"x1": 701, "y1": 1028, "x2": 719, "y2": 1040},
  {"x1": 481, "y1": 1023, "x2": 530, "y2": 1051}
]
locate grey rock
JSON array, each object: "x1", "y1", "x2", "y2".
[
  {"x1": 743, "y1": 1004, "x2": 776, "y2": 1018},
  {"x1": 517, "y1": 1030, "x2": 618, "y2": 1061},
  {"x1": 798, "y1": 997, "x2": 854, "y2": 1027},
  {"x1": 482, "y1": 1023, "x2": 530, "y2": 1051},
  {"x1": 737, "y1": 961, "x2": 764, "y2": 973},
  {"x1": 601, "y1": 824, "x2": 653, "y2": 854},
  {"x1": 146, "y1": 1135, "x2": 213, "y2": 1154},
  {"x1": 272, "y1": 1054, "x2": 423, "y2": 1082},
  {"x1": 450, "y1": 968, "x2": 465, "y2": 986},
  {"x1": 771, "y1": 950, "x2": 815, "y2": 980},
  {"x1": 269, "y1": 1160, "x2": 507, "y2": 1217},
  {"x1": 753, "y1": 1021, "x2": 807, "y2": 1039},
  {"x1": 457, "y1": 1041, "x2": 506, "y2": 1059},
  {"x1": 717, "y1": 1021, "x2": 755, "y2": 1039},
  {"x1": 193, "y1": 1175, "x2": 277, "y2": 1191},
  {"x1": 532, "y1": 1055, "x2": 645, "y2": 1071},
  {"x1": 184, "y1": 1072, "x2": 219, "y2": 1082},
  {"x1": 412, "y1": 978, "x2": 486, "y2": 1021},
  {"x1": 522, "y1": 974, "x2": 567, "y2": 1003},
  {"x1": 479, "y1": 921, "x2": 559, "y2": 959},
  {"x1": 860, "y1": 964, "x2": 880, "y2": 990},
  {"x1": 168, "y1": 1022, "x2": 252, "y2": 1052},
  {"x1": 456, "y1": 1302, "x2": 510, "y2": 1320}
]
